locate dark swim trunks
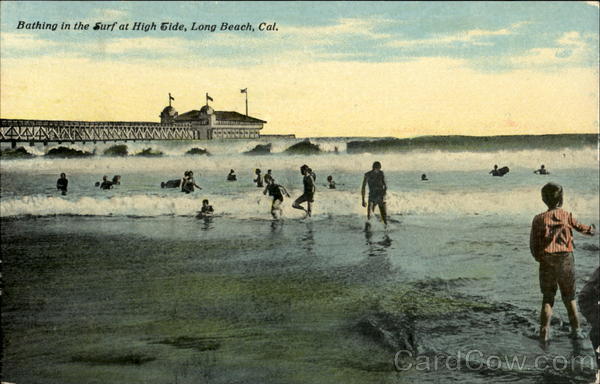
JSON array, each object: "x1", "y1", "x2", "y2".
[
  {"x1": 368, "y1": 193, "x2": 385, "y2": 205},
  {"x1": 539, "y1": 252, "x2": 576, "y2": 305},
  {"x1": 294, "y1": 193, "x2": 314, "y2": 204}
]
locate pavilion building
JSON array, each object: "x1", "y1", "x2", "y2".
[{"x1": 160, "y1": 104, "x2": 266, "y2": 139}]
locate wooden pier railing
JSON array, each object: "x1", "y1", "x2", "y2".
[{"x1": 1, "y1": 119, "x2": 198, "y2": 147}]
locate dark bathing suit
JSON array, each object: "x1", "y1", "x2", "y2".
[
  {"x1": 267, "y1": 183, "x2": 284, "y2": 201},
  {"x1": 365, "y1": 170, "x2": 385, "y2": 204},
  {"x1": 57, "y1": 178, "x2": 68, "y2": 192},
  {"x1": 301, "y1": 174, "x2": 315, "y2": 202}
]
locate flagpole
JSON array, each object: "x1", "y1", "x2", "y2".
[{"x1": 245, "y1": 89, "x2": 248, "y2": 116}]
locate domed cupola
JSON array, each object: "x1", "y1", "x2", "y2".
[
  {"x1": 199, "y1": 105, "x2": 214, "y2": 115},
  {"x1": 160, "y1": 94, "x2": 179, "y2": 123}
]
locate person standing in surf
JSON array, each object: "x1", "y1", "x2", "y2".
[
  {"x1": 292, "y1": 164, "x2": 315, "y2": 218},
  {"x1": 56, "y1": 173, "x2": 68, "y2": 195},
  {"x1": 264, "y1": 169, "x2": 274, "y2": 185},
  {"x1": 182, "y1": 171, "x2": 201, "y2": 193},
  {"x1": 530, "y1": 182, "x2": 595, "y2": 342},
  {"x1": 361, "y1": 161, "x2": 388, "y2": 225},
  {"x1": 197, "y1": 199, "x2": 214, "y2": 218},
  {"x1": 254, "y1": 169, "x2": 264, "y2": 188},
  {"x1": 263, "y1": 178, "x2": 291, "y2": 219}
]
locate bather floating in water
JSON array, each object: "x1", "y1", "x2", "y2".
[{"x1": 489, "y1": 165, "x2": 509, "y2": 177}]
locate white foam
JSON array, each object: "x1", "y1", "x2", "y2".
[
  {"x1": 1, "y1": 147, "x2": 597, "y2": 175},
  {"x1": 2, "y1": 188, "x2": 597, "y2": 220}
]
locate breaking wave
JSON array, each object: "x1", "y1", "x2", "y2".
[
  {"x1": 1, "y1": 147, "x2": 597, "y2": 174},
  {"x1": 2, "y1": 189, "x2": 597, "y2": 219}
]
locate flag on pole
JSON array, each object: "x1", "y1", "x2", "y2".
[
  {"x1": 169, "y1": 93, "x2": 175, "y2": 101},
  {"x1": 206, "y1": 93, "x2": 214, "y2": 102},
  {"x1": 241, "y1": 88, "x2": 247, "y2": 93}
]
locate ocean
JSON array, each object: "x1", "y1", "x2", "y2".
[{"x1": 1, "y1": 137, "x2": 599, "y2": 384}]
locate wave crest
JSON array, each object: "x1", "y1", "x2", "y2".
[{"x1": 2, "y1": 189, "x2": 597, "y2": 220}]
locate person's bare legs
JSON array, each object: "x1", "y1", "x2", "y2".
[
  {"x1": 306, "y1": 201, "x2": 312, "y2": 217},
  {"x1": 271, "y1": 200, "x2": 283, "y2": 220},
  {"x1": 378, "y1": 203, "x2": 387, "y2": 225},
  {"x1": 271, "y1": 205, "x2": 279, "y2": 220},
  {"x1": 540, "y1": 302, "x2": 553, "y2": 342},
  {"x1": 366, "y1": 201, "x2": 373, "y2": 221},
  {"x1": 563, "y1": 298, "x2": 582, "y2": 337},
  {"x1": 292, "y1": 199, "x2": 308, "y2": 216}
]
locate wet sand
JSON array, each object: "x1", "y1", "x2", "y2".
[{"x1": 2, "y1": 215, "x2": 597, "y2": 384}]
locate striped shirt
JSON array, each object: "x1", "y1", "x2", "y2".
[{"x1": 530, "y1": 208, "x2": 594, "y2": 259}]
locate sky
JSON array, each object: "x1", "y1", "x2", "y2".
[{"x1": 1, "y1": 1, "x2": 598, "y2": 137}]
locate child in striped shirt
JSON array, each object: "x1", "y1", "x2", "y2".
[{"x1": 530, "y1": 182, "x2": 595, "y2": 342}]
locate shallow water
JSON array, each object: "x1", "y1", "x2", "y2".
[{"x1": 1, "y1": 140, "x2": 599, "y2": 383}]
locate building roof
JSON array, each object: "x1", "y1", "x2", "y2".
[
  {"x1": 161, "y1": 106, "x2": 178, "y2": 116},
  {"x1": 216, "y1": 111, "x2": 266, "y2": 123},
  {"x1": 175, "y1": 109, "x2": 266, "y2": 123}
]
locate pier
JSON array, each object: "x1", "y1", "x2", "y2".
[{"x1": 1, "y1": 119, "x2": 198, "y2": 148}]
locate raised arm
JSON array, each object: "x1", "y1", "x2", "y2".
[{"x1": 570, "y1": 213, "x2": 595, "y2": 235}]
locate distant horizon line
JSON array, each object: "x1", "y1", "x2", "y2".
[
  {"x1": 1, "y1": 117, "x2": 597, "y2": 141},
  {"x1": 278, "y1": 133, "x2": 599, "y2": 140}
]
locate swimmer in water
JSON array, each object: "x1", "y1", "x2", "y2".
[
  {"x1": 361, "y1": 161, "x2": 388, "y2": 225},
  {"x1": 292, "y1": 164, "x2": 315, "y2": 218},
  {"x1": 182, "y1": 171, "x2": 201, "y2": 193},
  {"x1": 197, "y1": 199, "x2": 214, "y2": 218},
  {"x1": 227, "y1": 169, "x2": 237, "y2": 181},
  {"x1": 56, "y1": 173, "x2": 68, "y2": 195},
  {"x1": 100, "y1": 175, "x2": 113, "y2": 190},
  {"x1": 489, "y1": 164, "x2": 500, "y2": 176},
  {"x1": 161, "y1": 179, "x2": 181, "y2": 188},
  {"x1": 327, "y1": 175, "x2": 336, "y2": 189},
  {"x1": 263, "y1": 178, "x2": 291, "y2": 219},
  {"x1": 534, "y1": 165, "x2": 550, "y2": 175},
  {"x1": 421, "y1": 174, "x2": 428, "y2": 181}
]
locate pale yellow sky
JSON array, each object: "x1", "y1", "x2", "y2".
[
  {"x1": 1, "y1": 2, "x2": 599, "y2": 137},
  {"x1": 1, "y1": 55, "x2": 597, "y2": 137}
]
